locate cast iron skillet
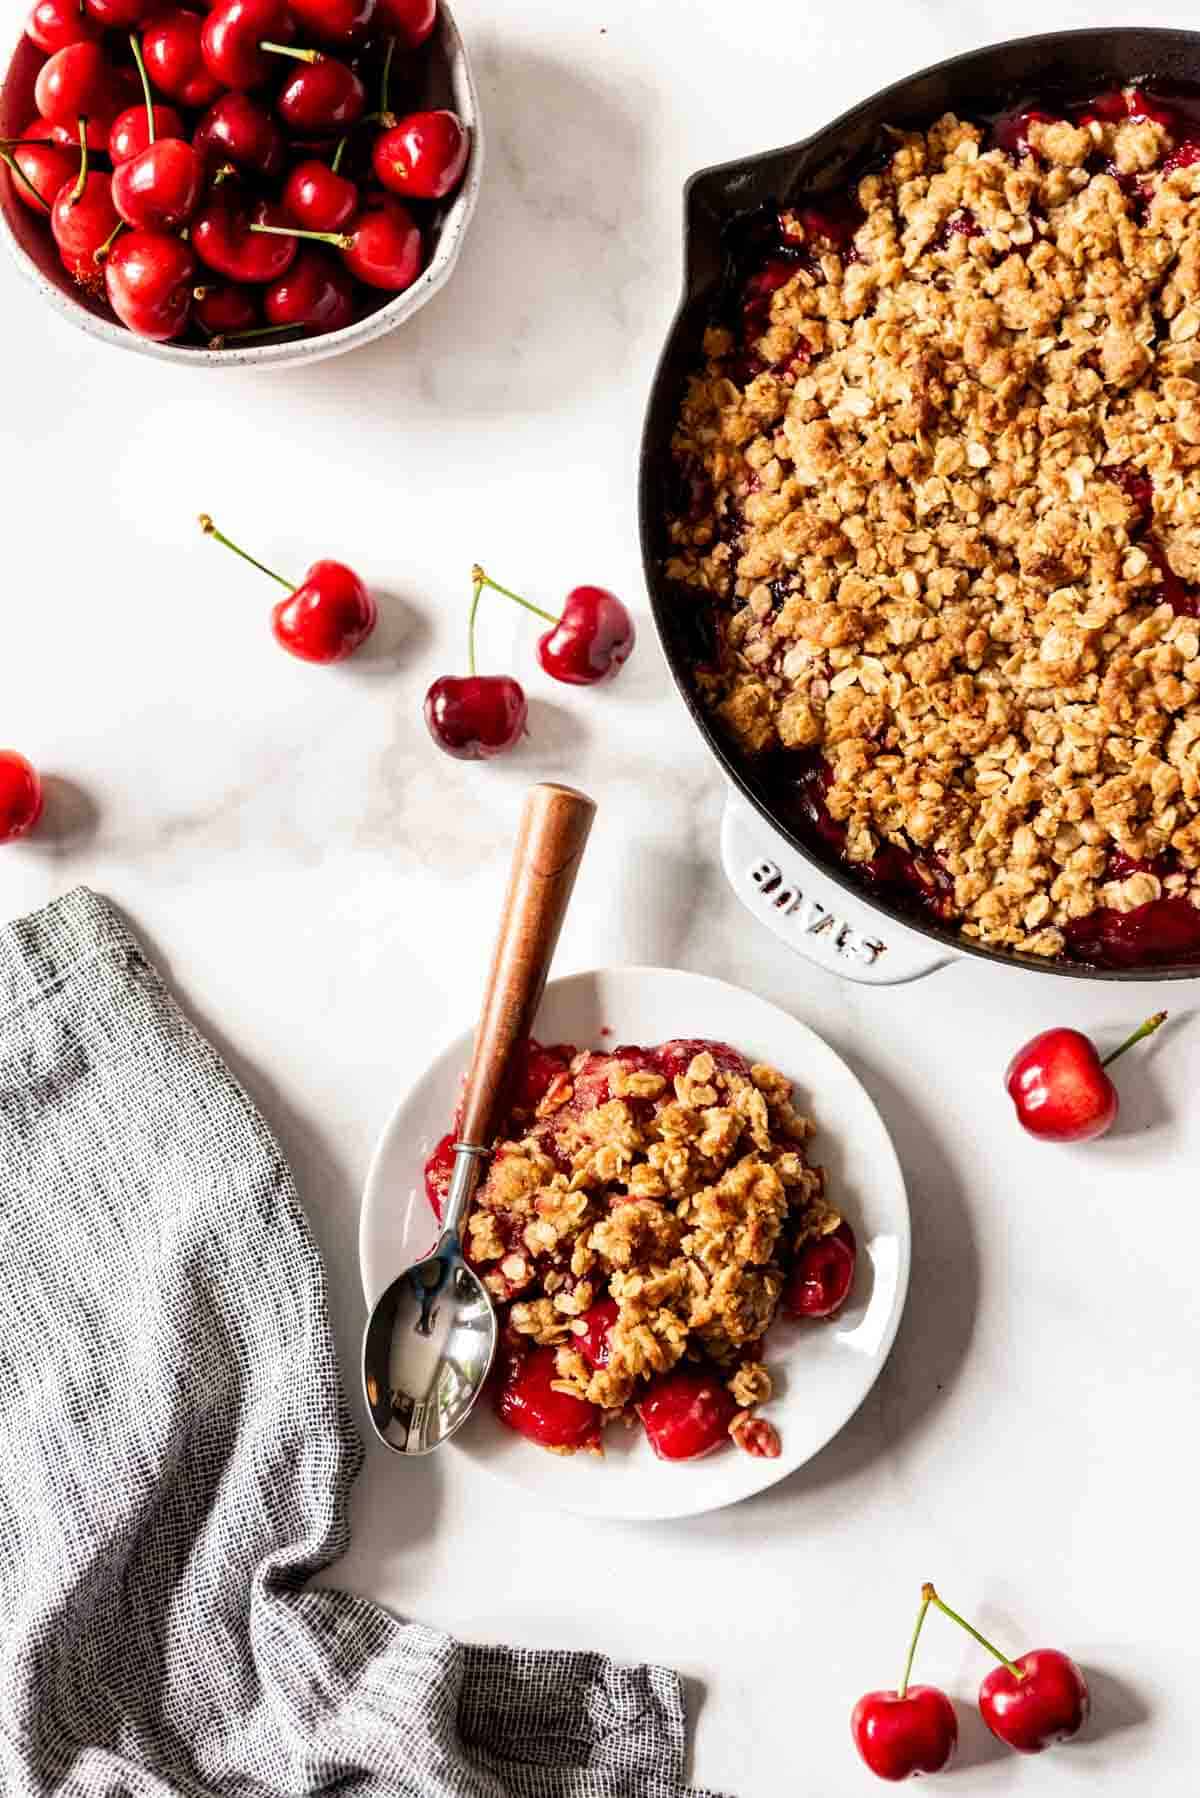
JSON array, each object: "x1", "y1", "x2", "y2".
[{"x1": 639, "y1": 27, "x2": 1200, "y2": 982}]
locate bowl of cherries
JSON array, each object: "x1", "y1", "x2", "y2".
[{"x1": 0, "y1": 0, "x2": 480, "y2": 364}]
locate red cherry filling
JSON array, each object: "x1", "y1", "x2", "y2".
[
  {"x1": 649, "y1": 1038, "x2": 751, "y2": 1082},
  {"x1": 573, "y1": 1297, "x2": 618, "y2": 1371},
  {"x1": 782, "y1": 1221, "x2": 856, "y2": 1319},
  {"x1": 1065, "y1": 896, "x2": 1200, "y2": 967},
  {"x1": 506, "y1": 1038, "x2": 574, "y2": 1116},
  {"x1": 636, "y1": 1365, "x2": 736, "y2": 1461},
  {"x1": 423, "y1": 1130, "x2": 456, "y2": 1222},
  {"x1": 496, "y1": 1345, "x2": 603, "y2": 1451}
]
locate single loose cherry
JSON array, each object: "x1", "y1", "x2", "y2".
[
  {"x1": 339, "y1": 192, "x2": 421, "y2": 288},
  {"x1": 979, "y1": 1650, "x2": 1090, "y2": 1754},
  {"x1": 105, "y1": 228, "x2": 194, "y2": 338},
  {"x1": 35, "y1": 42, "x2": 115, "y2": 126},
  {"x1": 193, "y1": 279, "x2": 257, "y2": 335},
  {"x1": 193, "y1": 91, "x2": 285, "y2": 175},
  {"x1": 283, "y1": 154, "x2": 356, "y2": 230},
  {"x1": 277, "y1": 55, "x2": 365, "y2": 131},
  {"x1": 852, "y1": 1691, "x2": 958, "y2": 1782},
  {"x1": 636, "y1": 1365, "x2": 736, "y2": 1460},
  {"x1": 472, "y1": 566, "x2": 636, "y2": 685},
  {"x1": 198, "y1": 514, "x2": 376, "y2": 662},
  {"x1": 0, "y1": 751, "x2": 44, "y2": 843},
  {"x1": 1005, "y1": 1012, "x2": 1166, "y2": 1142},
  {"x1": 201, "y1": 0, "x2": 300, "y2": 90},
  {"x1": 193, "y1": 187, "x2": 297, "y2": 280},
  {"x1": 264, "y1": 245, "x2": 354, "y2": 332},
  {"x1": 373, "y1": 0, "x2": 435, "y2": 48},
  {"x1": 424, "y1": 676, "x2": 527, "y2": 760},
  {"x1": 27, "y1": 0, "x2": 101, "y2": 55},
  {"x1": 372, "y1": 108, "x2": 468, "y2": 200},
  {"x1": 783, "y1": 1220, "x2": 856, "y2": 1319},
  {"x1": 143, "y1": 9, "x2": 223, "y2": 108},
  {"x1": 109, "y1": 102, "x2": 184, "y2": 162},
  {"x1": 288, "y1": 0, "x2": 376, "y2": 44},
  {"x1": 851, "y1": 1585, "x2": 957, "y2": 1782},
  {"x1": 496, "y1": 1344, "x2": 603, "y2": 1451}
]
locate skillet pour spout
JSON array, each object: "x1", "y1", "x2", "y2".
[{"x1": 639, "y1": 26, "x2": 1200, "y2": 982}]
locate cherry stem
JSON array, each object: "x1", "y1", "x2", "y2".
[
  {"x1": 198, "y1": 514, "x2": 293, "y2": 592},
  {"x1": 94, "y1": 218, "x2": 124, "y2": 261},
  {"x1": 207, "y1": 323, "x2": 299, "y2": 350},
  {"x1": 471, "y1": 564, "x2": 557, "y2": 625},
  {"x1": 128, "y1": 33, "x2": 154, "y2": 144},
  {"x1": 250, "y1": 221, "x2": 353, "y2": 249},
  {"x1": 212, "y1": 162, "x2": 237, "y2": 186},
  {"x1": 921, "y1": 1584, "x2": 1026, "y2": 1682},
  {"x1": 898, "y1": 1591, "x2": 932, "y2": 1700},
  {"x1": 331, "y1": 133, "x2": 348, "y2": 173},
  {"x1": 260, "y1": 40, "x2": 321, "y2": 64},
  {"x1": 361, "y1": 109, "x2": 397, "y2": 127},
  {"x1": 380, "y1": 34, "x2": 395, "y2": 117},
  {"x1": 1101, "y1": 1010, "x2": 1168, "y2": 1069},
  {"x1": 69, "y1": 117, "x2": 88, "y2": 204},
  {"x1": 467, "y1": 571, "x2": 483, "y2": 677},
  {"x1": 0, "y1": 149, "x2": 51, "y2": 211}
]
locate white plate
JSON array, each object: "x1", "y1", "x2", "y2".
[{"x1": 360, "y1": 966, "x2": 910, "y2": 1522}]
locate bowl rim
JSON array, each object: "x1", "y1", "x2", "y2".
[
  {"x1": 0, "y1": 0, "x2": 483, "y2": 367},
  {"x1": 639, "y1": 25, "x2": 1200, "y2": 982}
]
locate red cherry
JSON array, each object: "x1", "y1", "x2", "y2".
[
  {"x1": 0, "y1": 752, "x2": 44, "y2": 843},
  {"x1": 264, "y1": 246, "x2": 353, "y2": 334},
  {"x1": 636, "y1": 1365, "x2": 736, "y2": 1461},
  {"x1": 85, "y1": 0, "x2": 165, "y2": 23},
  {"x1": 201, "y1": 0, "x2": 296, "y2": 90},
  {"x1": 537, "y1": 585, "x2": 635, "y2": 685},
  {"x1": 283, "y1": 156, "x2": 356, "y2": 231},
  {"x1": 574, "y1": 1297, "x2": 618, "y2": 1371},
  {"x1": 277, "y1": 55, "x2": 365, "y2": 131},
  {"x1": 27, "y1": 0, "x2": 101, "y2": 55},
  {"x1": 193, "y1": 187, "x2": 297, "y2": 280},
  {"x1": 851, "y1": 1688, "x2": 958, "y2": 1782},
  {"x1": 373, "y1": 0, "x2": 435, "y2": 49},
  {"x1": 193, "y1": 92, "x2": 285, "y2": 175},
  {"x1": 372, "y1": 108, "x2": 468, "y2": 200},
  {"x1": 51, "y1": 114, "x2": 122, "y2": 152},
  {"x1": 4, "y1": 136, "x2": 79, "y2": 212},
  {"x1": 1005, "y1": 1012, "x2": 1166, "y2": 1142},
  {"x1": 112, "y1": 137, "x2": 202, "y2": 231},
  {"x1": 423, "y1": 1130, "x2": 455, "y2": 1221},
  {"x1": 105, "y1": 228, "x2": 194, "y2": 339},
  {"x1": 288, "y1": 0, "x2": 376, "y2": 44},
  {"x1": 340, "y1": 192, "x2": 421, "y2": 288},
  {"x1": 423, "y1": 675, "x2": 527, "y2": 760},
  {"x1": 51, "y1": 168, "x2": 120, "y2": 292},
  {"x1": 496, "y1": 1344, "x2": 603, "y2": 1451},
  {"x1": 143, "y1": 9, "x2": 223, "y2": 108},
  {"x1": 198, "y1": 515, "x2": 376, "y2": 663},
  {"x1": 782, "y1": 1220, "x2": 856, "y2": 1319},
  {"x1": 979, "y1": 1649, "x2": 1090, "y2": 1754},
  {"x1": 109, "y1": 102, "x2": 184, "y2": 162},
  {"x1": 193, "y1": 279, "x2": 258, "y2": 335},
  {"x1": 34, "y1": 42, "x2": 115, "y2": 126}
]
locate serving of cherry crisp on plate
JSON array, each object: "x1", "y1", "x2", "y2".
[
  {"x1": 667, "y1": 86, "x2": 1200, "y2": 968},
  {"x1": 424, "y1": 1036, "x2": 854, "y2": 1463}
]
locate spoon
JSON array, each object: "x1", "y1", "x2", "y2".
[{"x1": 362, "y1": 781, "x2": 596, "y2": 1455}]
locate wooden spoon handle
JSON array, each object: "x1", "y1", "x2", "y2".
[{"x1": 458, "y1": 782, "x2": 596, "y2": 1150}]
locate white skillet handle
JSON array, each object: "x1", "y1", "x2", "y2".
[{"x1": 720, "y1": 790, "x2": 955, "y2": 986}]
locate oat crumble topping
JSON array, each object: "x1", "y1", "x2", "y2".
[{"x1": 665, "y1": 96, "x2": 1200, "y2": 961}]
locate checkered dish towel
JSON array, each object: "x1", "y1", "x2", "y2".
[{"x1": 0, "y1": 889, "x2": 723, "y2": 1798}]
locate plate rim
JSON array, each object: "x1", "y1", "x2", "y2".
[{"x1": 359, "y1": 963, "x2": 911, "y2": 1521}]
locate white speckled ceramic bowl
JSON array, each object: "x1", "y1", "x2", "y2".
[{"x1": 0, "y1": 4, "x2": 482, "y2": 368}]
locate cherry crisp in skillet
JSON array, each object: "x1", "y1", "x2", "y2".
[
  {"x1": 665, "y1": 89, "x2": 1200, "y2": 968},
  {"x1": 425, "y1": 1039, "x2": 855, "y2": 1461}
]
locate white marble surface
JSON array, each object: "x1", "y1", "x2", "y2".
[{"x1": 4, "y1": 0, "x2": 1200, "y2": 1790}]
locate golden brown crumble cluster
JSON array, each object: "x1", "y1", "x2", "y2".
[
  {"x1": 469, "y1": 1045, "x2": 836, "y2": 1452},
  {"x1": 666, "y1": 105, "x2": 1200, "y2": 956}
]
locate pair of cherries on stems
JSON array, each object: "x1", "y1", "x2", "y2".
[
  {"x1": 0, "y1": 752, "x2": 44, "y2": 845},
  {"x1": 852, "y1": 1584, "x2": 1090, "y2": 1780},
  {"x1": 198, "y1": 515, "x2": 375, "y2": 662},
  {"x1": 424, "y1": 566, "x2": 636, "y2": 761}
]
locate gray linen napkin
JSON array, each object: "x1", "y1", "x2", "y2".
[{"x1": 0, "y1": 888, "x2": 723, "y2": 1798}]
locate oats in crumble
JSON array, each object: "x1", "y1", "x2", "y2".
[{"x1": 664, "y1": 89, "x2": 1200, "y2": 968}]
